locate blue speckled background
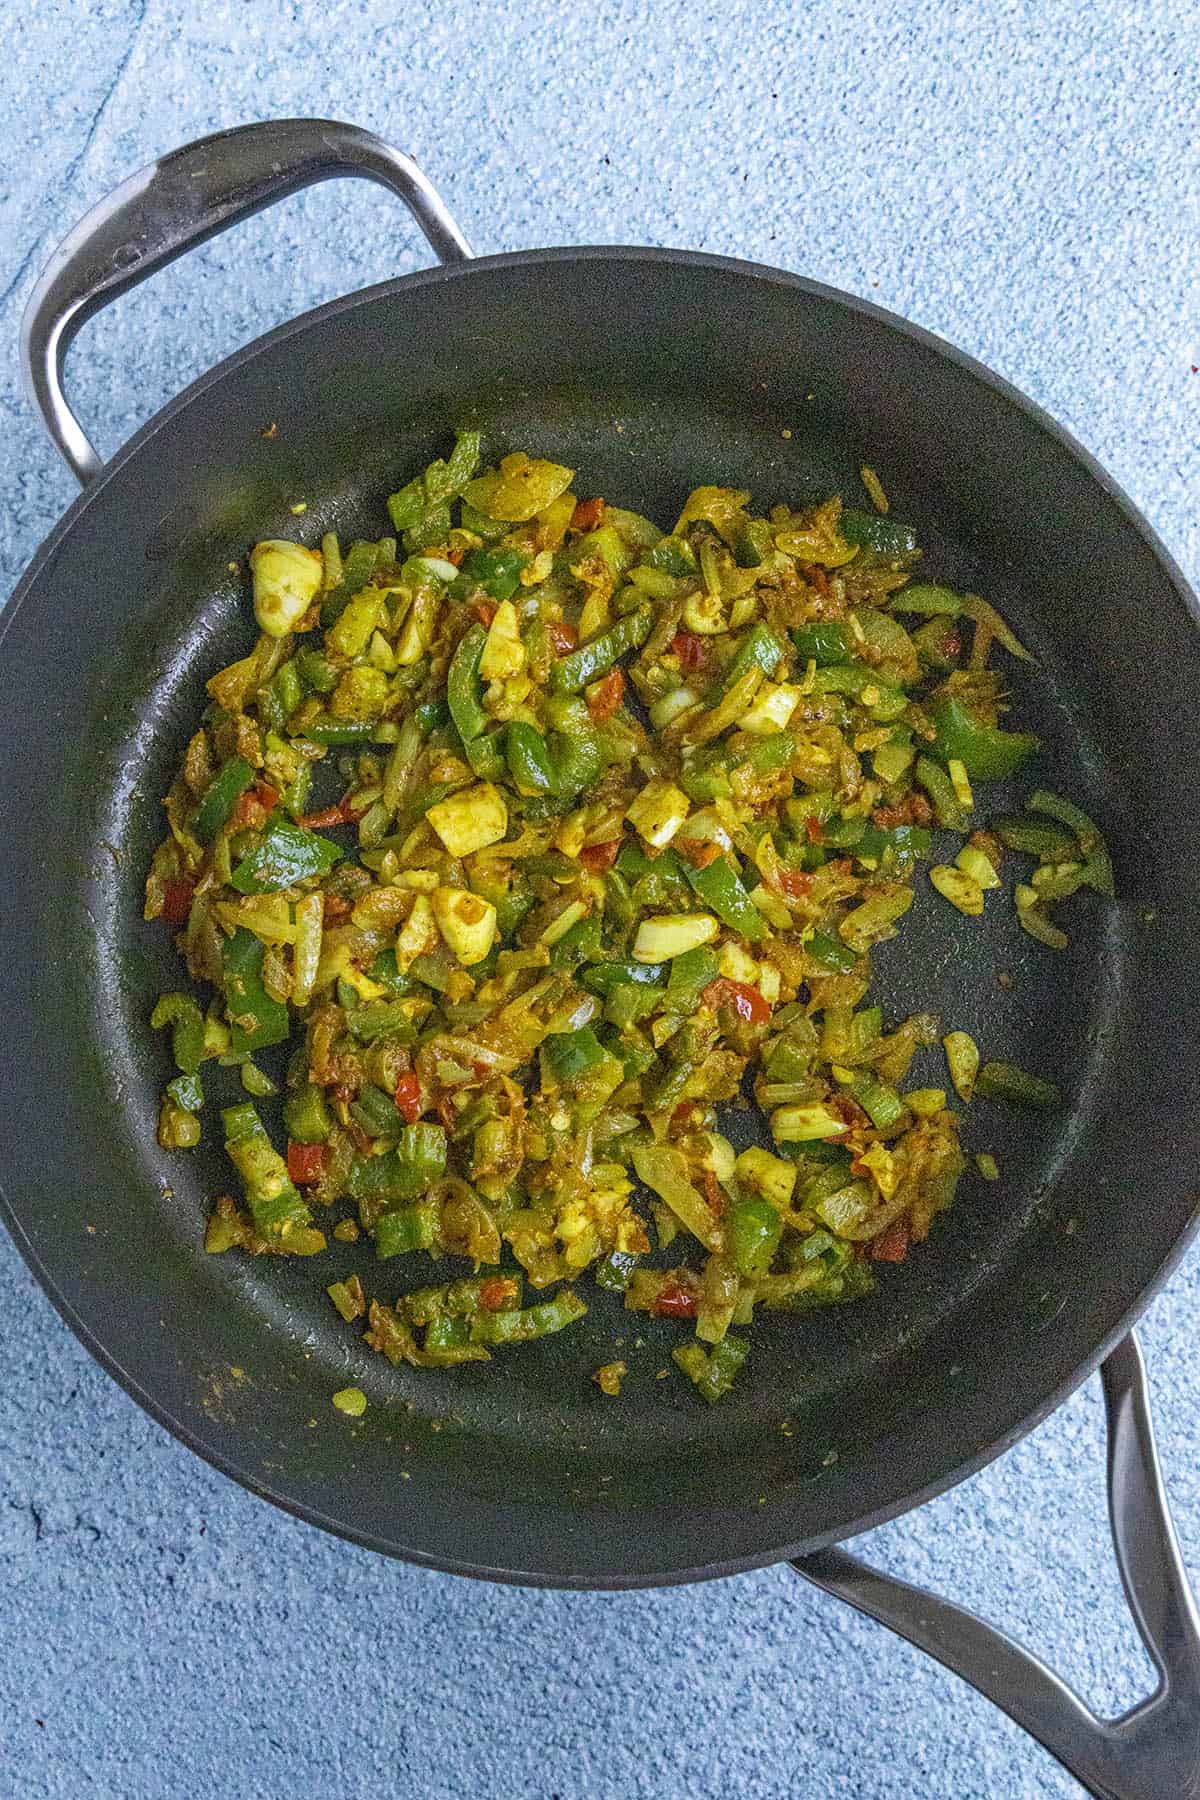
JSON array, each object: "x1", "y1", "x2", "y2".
[{"x1": 2, "y1": 4, "x2": 1198, "y2": 1795}]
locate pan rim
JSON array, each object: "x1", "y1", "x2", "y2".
[{"x1": 3, "y1": 242, "x2": 1198, "y2": 1588}]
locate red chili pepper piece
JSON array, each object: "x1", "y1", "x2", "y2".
[
  {"x1": 571, "y1": 497, "x2": 606, "y2": 532},
  {"x1": 670, "y1": 1101, "x2": 697, "y2": 1131},
  {"x1": 586, "y1": 668, "x2": 625, "y2": 722},
  {"x1": 472, "y1": 600, "x2": 498, "y2": 627},
  {"x1": 287, "y1": 1141, "x2": 328, "y2": 1184},
  {"x1": 160, "y1": 878, "x2": 195, "y2": 925},
  {"x1": 299, "y1": 795, "x2": 365, "y2": 830},
  {"x1": 869, "y1": 1219, "x2": 911, "y2": 1263},
  {"x1": 547, "y1": 620, "x2": 578, "y2": 654},
  {"x1": 805, "y1": 815, "x2": 824, "y2": 844},
  {"x1": 653, "y1": 1281, "x2": 699, "y2": 1320},
  {"x1": 579, "y1": 839, "x2": 621, "y2": 873},
  {"x1": 702, "y1": 978, "x2": 771, "y2": 1024},
  {"x1": 394, "y1": 1072, "x2": 422, "y2": 1124},
  {"x1": 670, "y1": 631, "x2": 707, "y2": 676}
]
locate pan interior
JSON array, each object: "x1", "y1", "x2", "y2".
[{"x1": 2, "y1": 251, "x2": 1197, "y2": 1584}]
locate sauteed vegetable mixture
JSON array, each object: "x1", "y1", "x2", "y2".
[{"x1": 146, "y1": 436, "x2": 1111, "y2": 1401}]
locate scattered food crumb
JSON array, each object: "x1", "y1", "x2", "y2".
[
  {"x1": 227, "y1": 561, "x2": 240, "y2": 574},
  {"x1": 261, "y1": 422, "x2": 278, "y2": 439},
  {"x1": 290, "y1": 502, "x2": 307, "y2": 515},
  {"x1": 593, "y1": 1361, "x2": 627, "y2": 1397},
  {"x1": 656, "y1": 1369, "x2": 670, "y2": 1380},
  {"x1": 332, "y1": 1386, "x2": 367, "y2": 1417},
  {"x1": 332, "y1": 1219, "x2": 360, "y2": 1243},
  {"x1": 860, "y1": 464, "x2": 889, "y2": 513},
  {"x1": 781, "y1": 427, "x2": 792, "y2": 439},
  {"x1": 85, "y1": 1224, "x2": 96, "y2": 1236},
  {"x1": 975, "y1": 1152, "x2": 1000, "y2": 1181},
  {"x1": 996, "y1": 970, "x2": 1014, "y2": 990},
  {"x1": 822, "y1": 1449, "x2": 838, "y2": 1467}
]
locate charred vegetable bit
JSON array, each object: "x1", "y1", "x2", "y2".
[{"x1": 147, "y1": 438, "x2": 1113, "y2": 1403}]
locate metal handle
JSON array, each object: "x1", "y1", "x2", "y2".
[
  {"x1": 794, "y1": 1333, "x2": 1200, "y2": 1799},
  {"x1": 20, "y1": 118, "x2": 473, "y2": 486}
]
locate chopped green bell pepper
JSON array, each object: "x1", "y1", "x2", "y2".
[
  {"x1": 928, "y1": 695, "x2": 1038, "y2": 781},
  {"x1": 506, "y1": 721, "x2": 555, "y2": 795},
  {"x1": 840, "y1": 509, "x2": 918, "y2": 556},
  {"x1": 683, "y1": 857, "x2": 765, "y2": 941},
  {"x1": 222, "y1": 930, "x2": 290, "y2": 1054},
  {"x1": 192, "y1": 757, "x2": 256, "y2": 845},
  {"x1": 728, "y1": 1198, "x2": 782, "y2": 1276},
  {"x1": 550, "y1": 606, "x2": 653, "y2": 694},
  {"x1": 348, "y1": 1125, "x2": 448, "y2": 1201},
  {"x1": 150, "y1": 992, "x2": 206, "y2": 1075},
  {"x1": 448, "y1": 623, "x2": 488, "y2": 742},
  {"x1": 230, "y1": 818, "x2": 342, "y2": 893}
]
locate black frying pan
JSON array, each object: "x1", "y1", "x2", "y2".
[{"x1": 5, "y1": 122, "x2": 1199, "y2": 1797}]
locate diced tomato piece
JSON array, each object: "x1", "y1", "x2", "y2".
[
  {"x1": 160, "y1": 878, "x2": 195, "y2": 926},
  {"x1": 674, "y1": 837, "x2": 722, "y2": 869},
  {"x1": 445, "y1": 543, "x2": 467, "y2": 567},
  {"x1": 287, "y1": 1141, "x2": 328, "y2": 1184},
  {"x1": 472, "y1": 600, "x2": 498, "y2": 627},
  {"x1": 653, "y1": 1281, "x2": 699, "y2": 1320},
  {"x1": 571, "y1": 497, "x2": 606, "y2": 532},
  {"x1": 548, "y1": 620, "x2": 578, "y2": 653},
  {"x1": 322, "y1": 893, "x2": 351, "y2": 922},
  {"x1": 702, "y1": 978, "x2": 771, "y2": 1024},
  {"x1": 670, "y1": 1101, "x2": 697, "y2": 1130},
  {"x1": 586, "y1": 668, "x2": 625, "y2": 721},
  {"x1": 805, "y1": 815, "x2": 824, "y2": 844},
  {"x1": 232, "y1": 791, "x2": 268, "y2": 830},
  {"x1": 580, "y1": 839, "x2": 621, "y2": 873},
  {"x1": 478, "y1": 1276, "x2": 519, "y2": 1311},
  {"x1": 670, "y1": 631, "x2": 707, "y2": 676},
  {"x1": 394, "y1": 1072, "x2": 422, "y2": 1124},
  {"x1": 869, "y1": 1219, "x2": 911, "y2": 1263},
  {"x1": 776, "y1": 868, "x2": 813, "y2": 899}
]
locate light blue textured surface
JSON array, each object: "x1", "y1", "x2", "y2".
[{"x1": 2, "y1": 5, "x2": 1198, "y2": 1796}]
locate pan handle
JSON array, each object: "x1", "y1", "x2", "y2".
[
  {"x1": 20, "y1": 118, "x2": 473, "y2": 487},
  {"x1": 793, "y1": 1333, "x2": 1200, "y2": 1800}
]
